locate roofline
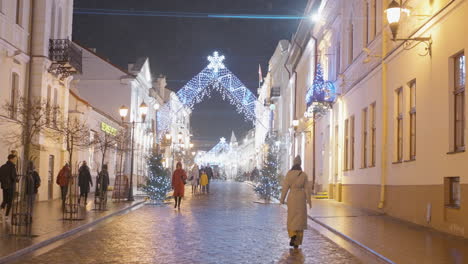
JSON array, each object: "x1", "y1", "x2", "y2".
[
  {"x1": 72, "y1": 40, "x2": 136, "y2": 77},
  {"x1": 69, "y1": 89, "x2": 91, "y2": 106}
]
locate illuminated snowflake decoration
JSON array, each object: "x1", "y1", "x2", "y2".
[
  {"x1": 157, "y1": 51, "x2": 259, "y2": 139},
  {"x1": 207, "y1": 51, "x2": 225, "y2": 73}
]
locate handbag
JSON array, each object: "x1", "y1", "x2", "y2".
[{"x1": 181, "y1": 174, "x2": 187, "y2": 185}]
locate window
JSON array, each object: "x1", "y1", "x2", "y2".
[
  {"x1": 334, "y1": 125, "x2": 339, "y2": 176},
  {"x1": 52, "y1": 88, "x2": 58, "y2": 127},
  {"x1": 336, "y1": 42, "x2": 341, "y2": 80},
  {"x1": 16, "y1": 0, "x2": 23, "y2": 26},
  {"x1": 370, "y1": 103, "x2": 376, "y2": 167},
  {"x1": 370, "y1": 0, "x2": 377, "y2": 41},
  {"x1": 445, "y1": 177, "x2": 461, "y2": 208},
  {"x1": 344, "y1": 119, "x2": 349, "y2": 171},
  {"x1": 364, "y1": 2, "x2": 369, "y2": 46},
  {"x1": 10, "y1": 73, "x2": 19, "y2": 119},
  {"x1": 350, "y1": 115, "x2": 355, "y2": 170},
  {"x1": 348, "y1": 22, "x2": 354, "y2": 65},
  {"x1": 362, "y1": 108, "x2": 368, "y2": 168},
  {"x1": 409, "y1": 80, "x2": 416, "y2": 160},
  {"x1": 46, "y1": 85, "x2": 52, "y2": 125},
  {"x1": 454, "y1": 52, "x2": 465, "y2": 152},
  {"x1": 396, "y1": 88, "x2": 403, "y2": 162}
]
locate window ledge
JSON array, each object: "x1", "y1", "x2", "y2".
[
  {"x1": 447, "y1": 150, "x2": 465, "y2": 155},
  {"x1": 392, "y1": 161, "x2": 403, "y2": 164},
  {"x1": 445, "y1": 205, "x2": 461, "y2": 209},
  {"x1": 368, "y1": 165, "x2": 376, "y2": 168},
  {"x1": 359, "y1": 167, "x2": 368, "y2": 169},
  {"x1": 404, "y1": 159, "x2": 416, "y2": 163}
]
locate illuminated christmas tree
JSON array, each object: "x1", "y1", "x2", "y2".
[
  {"x1": 255, "y1": 137, "x2": 281, "y2": 201},
  {"x1": 142, "y1": 151, "x2": 171, "y2": 203},
  {"x1": 305, "y1": 63, "x2": 336, "y2": 117}
]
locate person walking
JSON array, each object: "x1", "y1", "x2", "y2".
[
  {"x1": 280, "y1": 155, "x2": 311, "y2": 249},
  {"x1": 171, "y1": 162, "x2": 187, "y2": 209},
  {"x1": 25, "y1": 161, "x2": 41, "y2": 223},
  {"x1": 78, "y1": 161, "x2": 93, "y2": 205},
  {"x1": 96, "y1": 164, "x2": 110, "y2": 205},
  {"x1": 0, "y1": 154, "x2": 17, "y2": 222},
  {"x1": 190, "y1": 163, "x2": 199, "y2": 194},
  {"x1": 56, "y1": 164, "x2": 71, "y2": 208},
  {"x1": 199, "y1": 170, "x2": 209, "y2": 194},
  {"x1": 205, "y1": 165, "x2": 213, "y2": 193}
]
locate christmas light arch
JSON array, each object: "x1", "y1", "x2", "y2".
[{"x1": 157, "y1": 52, "x2": 259, "y2": 138}]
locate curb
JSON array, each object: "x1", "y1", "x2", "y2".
[
  {"x1": 244, "y1": 181, "x2": 393, "y2": 263},
  {"x1": 0, "y1": 200, "x2": 146, "y2": 264},
  {"x1": 307, "y1": 215, "x2": 395, "y2": 264}
]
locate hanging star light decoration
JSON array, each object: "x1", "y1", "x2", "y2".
[
  {"x1": 207, "y1": 51, "x2": 225, "y2": 73},
  {"x1": 157, "y1": 51, "x2": 261, "y2": 140}
]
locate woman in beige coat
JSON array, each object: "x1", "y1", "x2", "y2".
[{"x1": 280, "y1": 155, "x2": 311, "y2": 249}]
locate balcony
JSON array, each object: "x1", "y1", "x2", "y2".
[{"x1": 48, "y1": 39, "x2": 82, "y2": 79}]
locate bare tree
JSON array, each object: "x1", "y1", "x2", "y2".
[
  {"x1": 1, "y1": 96, "x2": 60, "y2": 170},
  {"x1": 93, "y1": 131, "x2": 118, "y2": 172},
  {"x1": 50, "y1": 115, "x2": 91, "y2": 173}
]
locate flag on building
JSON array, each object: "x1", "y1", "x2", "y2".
[{"x1": 258, "y1": 64, "x2": 263, "y2": 85}]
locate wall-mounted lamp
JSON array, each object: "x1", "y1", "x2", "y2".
[
  {"x1": 292, "y1": 120, "x2": 299, "y2": 128},
  {"x1": 385, "y1": 0, "x2": 432, "y2": 56}
]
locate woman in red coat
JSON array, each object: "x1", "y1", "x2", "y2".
[{"x1": 172, "y1": 162, "x2": 187, "y2": 209}]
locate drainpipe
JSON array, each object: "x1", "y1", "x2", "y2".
[
  {"x1": 378, "y1": 0, "x2": 390, "y2": 209},
  {"x1": 23, "y1": 0, "x2": 36, "y2": 172}
]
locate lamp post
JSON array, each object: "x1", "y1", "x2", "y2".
[
  {"x1": 119, "y1": 101, "x2": 148, "y2": 201},
  {"x1": 154, "y1": 103, "x2": 160, "y2": 154}
]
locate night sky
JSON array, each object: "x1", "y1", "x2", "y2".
[{"x1": 72, "y1": 0, "x2": 307, "y2": 150}]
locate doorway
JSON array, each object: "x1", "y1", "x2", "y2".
[{"x1": 48, "y1": 155, "x2": 54, "y2": 200}]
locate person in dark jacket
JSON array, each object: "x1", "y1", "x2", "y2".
[
  {"x1": 78, "y1": 161, "x2": 93, "y2": 205},
  {"x1": 0, "y1": 154, "x2": 18, "y2": 220},
  {"x1": 25, "y1": 161, "x2": 41, "y2": 222},
  {"x1": 205, "y1": 165, "x2": 213, "y2": 194},
  {"x1": 97, "y1": 164, "x2": 110, "y2": 201}
]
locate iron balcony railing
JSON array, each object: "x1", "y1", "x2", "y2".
[{"x1": 49, "y1": 39, "x2": 82, "y2": 76}]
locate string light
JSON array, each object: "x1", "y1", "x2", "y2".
[{"x1": 157, "y1": 52, "x2": 258, "y2": 139}]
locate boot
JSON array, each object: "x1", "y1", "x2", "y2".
[
  {"x1": 177, "y1": 197, "x2": 182, "y2": 209},
  {"x1": 174, "y1": 197, "x2": 178, "y2": 208}
]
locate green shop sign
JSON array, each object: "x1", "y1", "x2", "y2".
[{"x1": 101, "y1": 122, "x2": 117, "y2": 136}]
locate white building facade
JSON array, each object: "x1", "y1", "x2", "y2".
[{"x1": 280, "y1": 0, "x2": 468, "y2": 238}]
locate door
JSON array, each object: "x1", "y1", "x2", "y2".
[{"x1": 48, "y1": 155, "x2": 54, "y2": 200}]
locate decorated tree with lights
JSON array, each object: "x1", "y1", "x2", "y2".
[
  {"x1": 305, "y1": 63, "x2": 336, "y2": 117},
  {"x1": 255, "y1": 137, "x2": 281, "y2": 201},
  {"x1": 142, "y1": 151, "x2": 171, "y2": 203}
]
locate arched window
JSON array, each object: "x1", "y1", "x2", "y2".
[{"x1": 11, "y1": 73, "x2": 19, "y2": 119}]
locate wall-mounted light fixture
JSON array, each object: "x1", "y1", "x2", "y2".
[
  {"x1": 292, "y1": 120, "x2": 299, "y2": 128},
  {"x1": 385, "y1": 0, "x2": 432, "y2": 56}
]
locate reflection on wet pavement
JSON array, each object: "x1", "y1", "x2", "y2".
[{"x1": 16, "y1": 181, "x2": 359, "y2": 264}]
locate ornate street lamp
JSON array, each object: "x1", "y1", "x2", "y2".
[
  {"x1": 118, "y1": 101, "x2": 149, "y2": 201},
  {"x1": 384, "y1": 0, "x2": 432, "y2": 56}
]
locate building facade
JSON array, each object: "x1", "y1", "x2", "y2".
[
  {"x1": 0, "y1": 0, "x2": 81, "y2": 201},
  {"x1": 280, "y1": 0, "x2": 468, "y2": 238}
]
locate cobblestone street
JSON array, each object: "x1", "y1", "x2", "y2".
[{"x1": 15, "y1": 182, "x2": 359, "y2": 264}]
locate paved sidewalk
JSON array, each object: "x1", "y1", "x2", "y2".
[
  {"x1": 308, "y1": 199, "x2": 468, "y2": 264},
  {"x1": 0, "y1": 196, "x2": 144, "y2": 263}
]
